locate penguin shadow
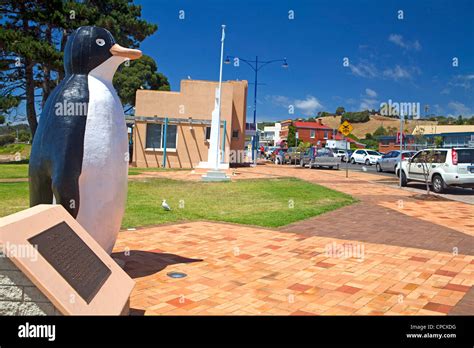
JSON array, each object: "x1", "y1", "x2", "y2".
[{"x1": 111, "y1": 250, "x2": 203, "y2": 279}]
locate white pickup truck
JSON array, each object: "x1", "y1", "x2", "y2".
[{"x1": 395, "y1": 148, "x2": 474, "y2": 193}]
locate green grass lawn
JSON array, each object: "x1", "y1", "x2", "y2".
[
  {"x1": 0, "y1": 163, "x2": 29, "y2": 179},
  {"x1": 0, "y1": 177, "x2": 355, "y2": 228},
  {"x1": 124, "y1": 177, "x2": 355, "y2": 228},
  {"x1": 0, "y1": 164, "x2": 184, "y2": 179},
  {"x1": 0, "y1": 143, "x2": 31, "y2": 156},
  {"x1": 128, "y1": 167, "x2": 187, "y2": 175},
  {"x1": 0, "y1": 182, "x2": 30, "y2": 216}
]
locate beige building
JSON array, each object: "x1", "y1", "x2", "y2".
[{"x1": 132, "y1": 79, "x2": 248, "y2": 168}]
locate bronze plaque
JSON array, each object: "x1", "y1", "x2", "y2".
[{"x1": 28, "y1": 221, "x2": 111, "y2": 304}]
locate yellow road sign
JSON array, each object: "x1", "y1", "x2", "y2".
[{"x1": 338, "y1": 120, "x2": 353, "y2": 136}]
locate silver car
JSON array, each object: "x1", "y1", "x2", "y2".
[{"x1": 376, "y1": 150, "x2": 416, "y2": 173}]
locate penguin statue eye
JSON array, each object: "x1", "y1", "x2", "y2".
[{"x1": 96, "y1": 38, "x2": 106, "y2": 46}]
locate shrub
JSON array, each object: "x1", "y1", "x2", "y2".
[
  {"x1": 341, "y1": 111, "x2": 370, "y2": 123},
  {"x1": 0, "y1": 134, "x2": 15, "y2": 146},
  {"x1": 18, "y1": 130, "x2": 31, "y2": 143}
]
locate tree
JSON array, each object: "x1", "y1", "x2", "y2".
[
  {"x1": 113, "y1": 54, "x2": 170, "y2": 113},
  {"x1": 287, "y1": 124, "x2": 301, "y2": 147},
  {"x1": 297, "y1": 141, "x2": 311, "y2": 153},
  {"x1": 434, "y1": 136, "x2": 443, "y2": 147},
  {"x1": 18, "y1": 129, "x2": 32, "y2": 142},
  {"x1": 0, "y1": 0, "x2": 163, "y2": 138},
  {"x1": 386, "y1": 126, "x2": 397, "y2": 136},
  {"x1": 0, "y1": 115, "x2": 5, "y2": 125},
  {"x1": 416, "y1": 149, "x2": 441, "y2": 195},
  {"x1": 341, "y1": 110, "x2": 370, "y2": 123},
  {"x1": 335, "y1": 106, "x2": 345, "y2": 116},
  {"x1": 373, "y1": 126, "x2": 387, "y2": 137}
]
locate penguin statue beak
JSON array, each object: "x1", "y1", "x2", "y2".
[{"x1": 110, "y1": 44, "x2": 142, "y2": 60}]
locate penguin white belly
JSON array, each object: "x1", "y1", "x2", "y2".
[{"x1": 76, "y1": 74, "x2": 128, "y2": 253}]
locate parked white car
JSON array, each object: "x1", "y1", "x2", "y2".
[
  {"x1": 395, "y1": 148, "x2": 474, "y2": 193},
  {"x1": 350, "y1": 149, "x2": 382, "y2": 165},
  {"x1": 333, "y1": 149, "x2": 351, "y2": 162},
  {"x1": 376, "y1": 150, "x2": 416, "y2": 173}
]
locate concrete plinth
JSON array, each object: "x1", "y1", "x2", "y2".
[{"x1": 201, "y1": 170, "x2": 230, "y2": 182}]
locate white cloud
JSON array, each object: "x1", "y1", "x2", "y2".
[
  {"x1": 365, "y1": 88, "x2": 377, "y2": 98},
  {"x1": 267, "y1": 95, "x2": 291, "y2": 107},
  {"x1": 383, "y1": 65, "x2": 413, "y2": 81},
  {"x1": 294, "y1": 96, "x2": 323, "y2": 116},
  {"x1": 360, "y1": 98, "x2": 378, "y2": 110},
  {"x1": 349, "y1": 61, "x2": 378, "y2": 78},
  {"x1": 388, "y1": 34, "x2": 422, "y2": 51},
  {"x1": 432, "y1": 104, "x2": 444, "y2": 114},
  {"x1": 267, "y1": 95, "x2": 323, "y2": 116},
  {"x1": 448, "y1": 74, "x2": 474, "y2": 90},
  {"x1": 448, "y1": 101, "x2": 471, "y2": 116}
]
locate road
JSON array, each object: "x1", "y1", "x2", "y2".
[
  {"x1": 286, "y1": 160, "x2": 474, "y2": 205},
  {"x1": 343, "y1": 161, "x2": 474, "y2": 205}
]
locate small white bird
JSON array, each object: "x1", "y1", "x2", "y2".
[{"x1": 162, "y1": 199, "x2": 171, "y2": 211}]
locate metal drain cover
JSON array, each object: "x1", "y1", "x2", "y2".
[{"x1": 167, "y1": 271, "x2": 187, "y2": 279}]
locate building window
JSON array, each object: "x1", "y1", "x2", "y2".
[
  {"x1": 232, "y1": 130, "x2": 239, "y2": 138},
  {"x1": 205, "y1": 127, "x2": 211, "y2": 141},
  {"x1": 324, "y1": 130, "x2": 329, "y2": 139},
  {"x1": 310, "y1": 129, "x2": 316, "y2": 138},
  {"x1": 146, "y1": 123, "x2": 177, "y2": 150}
]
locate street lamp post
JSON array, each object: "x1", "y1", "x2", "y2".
[{"x1": 225, "y1": 55, "x2": 288, "y2": 164}]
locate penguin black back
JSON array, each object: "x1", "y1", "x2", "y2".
[{"x1": 29, "y1": 26, "x2": 118, "y2": 218}]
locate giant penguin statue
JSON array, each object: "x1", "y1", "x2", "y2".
[{"x1": 29, "y1": 26, "x2": 142, "y2": 253}]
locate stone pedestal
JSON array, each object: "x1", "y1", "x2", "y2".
[
  {"x1": 0, "y1": 257, "x2": 61, "y2": 316},
  {"x1": 201, "y1": 169, "x2": 230, "y2": 182},
  {"x1": 0, "y1": 204, "x2": 134, "y2": 315}
]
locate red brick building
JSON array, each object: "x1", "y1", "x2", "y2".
[{"x1": 280, "y1": 119, "x2": 335, "y2": 147}]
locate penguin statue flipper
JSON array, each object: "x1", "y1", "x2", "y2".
[
  {"x1": 29, "y1": 26, "x2": 141, "y2": 253},
  {"x1": 29, "y1": 74, "x2": 89, "y2": 218}
]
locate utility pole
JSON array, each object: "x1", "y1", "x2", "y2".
[{"x1": 225, "y1": 55, "x2": 288, "y2": 166}]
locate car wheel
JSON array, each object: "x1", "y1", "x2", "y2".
[
  {"x1": 376, "y1": 163, "x2": 382, "y2": 172},
  {"x1": 328, "y1": 166, "x2": 333, "y2": 169},
  {"x1": 365, "y1": 159, "x2": 371, "y2": 166},
  {"x1": 350, "y1": 158, "x2": 355, "y2": 164},
  {"x1": 432, "y1": 174, "x2": 446, "y2": 194},
  {"x1": 400, "y1": 171, "x2": 407, "y2": 187}
]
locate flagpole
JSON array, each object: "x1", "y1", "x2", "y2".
[
  {"x1": 201, "y1": 25, "x2": 230, "y2": 181},
  {"x1": 215, "y1": 25, "x2": 225, "y2": 170}
]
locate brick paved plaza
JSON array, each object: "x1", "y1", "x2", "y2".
[{"x1": 114, "y1": 164, "x2": 474, "y2": 315}]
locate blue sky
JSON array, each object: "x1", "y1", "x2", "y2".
[{"x1": 135, "y1": 0, "x2": 474, "y2": 122}]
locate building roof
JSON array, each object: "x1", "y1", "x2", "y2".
[
  {"x1": 377, "y1": 135, "x2": 415, "y2": 141},
  {"x1": 412, "y1": 124, "x2": 474, "y2": 136},
  {"x1": 293, "y1": 121, "x2": 332, "y2": 130},
  {"x1": 333, "y1": 134, "x2": 361, "y2": 144}
]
